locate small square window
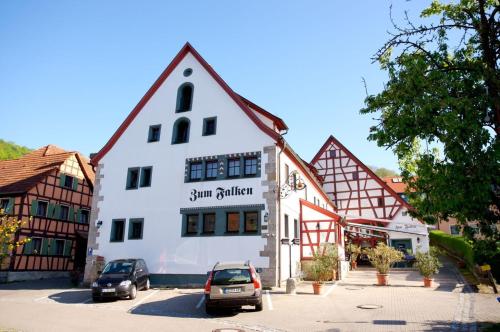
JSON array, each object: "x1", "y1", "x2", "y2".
[
  {"x1": 186, "y1": 214, "x2": 198, "y2": 234},
  {"x1": 352, "y1": 171, "x2": 358, "y2": 180},
  {"x1": 148, "y1": 125, "x2": 161, "y2": 142},
  {"x1": 126, "y1": 168, "x2": 140, "y2": 189},
  {"x1": 190, "y1": 163, "x2": 202, "y2": 181},
  {"x1": 54, "y1": 239, "x2": 65, "y2": 256},
  {"x1": 37, "y1": 201, "x2": 48, "y2": 217},
  {"x1": 63, "y1": 175, "x2": 74, "y2": 189},
  {"x1": 0, "y1": 199, "x2": 10, "y2": 211},
  {"x1": 205, "y1": 161, "x2": 218, "y2": 179},
  {"x1": 244, "y1": 158, "x2": 257, "y2": 176},
  {"x1": 80, "y1": 209, "x2": 90, "y2": 224},
  {"x1": 244, "y1": 212, "x2": 258, "y2": 232},
  {"x1": 450, "y1": 225, "x2": 460, "y2": 235},
  {"x1": 203, "y1": 213, "x2": 216, "y2": 233},
  {"x1": 59, "y1": 205, "x2": 69, "y2": 220},
  {"x1": 129, "y1": 219, "x2": 144, "y2": 240},
  {"x1": 140, "y1": 167, "x2": 152, "y2": 187},
  {"x1": 110, "y1": 219, "x2": 125, "y2": 242},
  {"x1": 329, "y1": 150, "x2": 336, "y2": 158},
  {"x1": 377, "y1": 197, "x2": 384, "y2": 207},
  {"x1": 226, "y1": 212, "x2": 240, "y2": 233},
  {"x1": 203, "y1": 117, "x2": 217, "y2": 136},
  {"x1": 228, "y1": 159, "x2": 240, "y2": 177},
  {"x1": 29, "y1": 237, "x2": 42, "y2": 254}
]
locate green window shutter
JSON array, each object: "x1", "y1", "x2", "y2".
[
  {"x1": 23, "y1": 240, "x2": 33, "y2": 254},
  {"x1": 59, "y1": 174, "x2": 66, "y2": 187},
  {"x1": 6, "y1": 198, "x2": 14, "y2": 214},
  {"x1": 30, "y1": 200, "x2": 38, "y2": 216},
  {"x1": 68, "y1": 206, "x2": 75, "y2": 222},
  {"x1": 54, "y1": 205, "x2": 61, "y2": 220},
  {"x1": 64, "y1": 240, "x2": 72, "y2": 256},
  {"x1": 76, "y1": 209, "x2": 82, "y2": 223},
  {"x1": 72, "y1": 178, "x2": 78, "y2": 191},
  {"x1": 47, "y1": 204, "x2": 56, "y2": 219},
  {"x1": 48, "y1": 239, "x2": 57, "y2": 255},
  {"x1": 41, "y1": 238, "x2": 49, "y2": 255}
]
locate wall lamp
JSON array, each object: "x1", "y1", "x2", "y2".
[{"x1": 96, "y1": 220, "x2": 103, "y2": 228}]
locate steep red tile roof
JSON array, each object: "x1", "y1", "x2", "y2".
[
  {"x1": 0, "y1": 145, "x2": 95, "y2": 195},
  {"x1": 382, "y1": 176, "x2": 408, "y2": 194},
  {"x1": 238, "y1": 95, "x2": 288, "y2": 132}
]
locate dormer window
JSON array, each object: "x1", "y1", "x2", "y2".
[
  {"x1": 172, "y1": 118, "x2": 190, "y2": 144},
  {"x1": 176, "y1": 83, "x2": 194, "y2": 112}
]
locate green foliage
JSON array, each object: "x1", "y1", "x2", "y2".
[
  {"x1": 429, "y1": 230, "x2": 474, "y2": 267},
  {"x1": 0, "y1": 139, "x2": 32, "y2": 160},
  {"x1": 415, "y1": 246, "x2": 443, "y2": 278},
  {"x1": 370, "y1": 166, "x2": 399, "y2": 178},
  {"x1": 346, "y1": 243, "x2": 362, "y2": 263},
  {"x1": 305, "y1": 244, "x2": 339, "y2": 283},
  {"x1": 363, "y1": 242, "x2": 404, "y2": 274},
  {"x1": 361, "y1": 0, "x2": 500, "y2": 241}
]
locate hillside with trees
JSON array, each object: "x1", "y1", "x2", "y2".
[{"x1": 0, "y1": 139, "x2": 32, "y2": 160}]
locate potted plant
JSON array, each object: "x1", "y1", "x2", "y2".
[
  {"x1": 364, "y1": 242, "x2": 404, "y2": 286},
  {"x1": 414, "y1": 247, "x2": 442, "y2": 287},
  {"x1": 305, "y1": 244, "x2": 338, "y2": 294},
  {"x1": 323, "y1": 243, "x2": 340, "y2": 280},
  {"x1": 347, "y1": 243, "x2": 361, "y2": 269}
]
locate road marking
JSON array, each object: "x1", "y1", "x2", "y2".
[
  {"x1": 126, "y1": 289, "x2": 159, "y2": 313},
  {"x1": 265, "y1": 290, "x2": 273, "y2": 310},
  {"x1": 80, "y1": 298, "x2": 93, "y2": 304},
  {"x1": 322, "y1": 283, "x2": 337, "y2": 297},
  {"x1": 195, "y1": 295, "x2": 205, "y2": 309},
  {"x1": 34, "y1": 295, "x2": 49, "y2": 302}
]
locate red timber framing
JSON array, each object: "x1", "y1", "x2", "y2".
[
  {"x1": 4, "y1": 166, "x2": 92, "y2": 273},
  {"x1": 299, "y1": 199, "x2": 342, "y2": 260},
  {"x1": 311, "y1": 135, "x2": 412, "y2": 220}
]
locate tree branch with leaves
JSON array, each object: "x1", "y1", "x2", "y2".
[{"x1": 0, "y1": 209, "x2": 30, "y2": 267}]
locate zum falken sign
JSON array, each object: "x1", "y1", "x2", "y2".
[{"x1": 190, "y1": 186, "x2": 253, "y2": 202}]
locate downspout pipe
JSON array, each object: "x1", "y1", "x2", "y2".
[{"x1": 276, "y1": 129, "x2": 288, "y2": 287}]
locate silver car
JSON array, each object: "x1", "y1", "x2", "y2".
[{"x1": 204, "y1": 261, "x2": 263, "y2": 314}]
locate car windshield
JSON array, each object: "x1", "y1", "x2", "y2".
[
  {"x1": 211, "y1": 269, "x2": 252, "y2": 285},
  {"x1": 102, "y1": 261, "x2": 133, "y2": 274}
]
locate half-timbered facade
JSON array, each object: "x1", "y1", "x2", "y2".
[
  {"x1": 84, "y1": 43, "x2": 344, "y2": 287},
  {"x1": 312, "y1": 136, "x2": 429, "y2": 253},
  {"x1": 0, "y1": 145, "x2": 94, "y2": 282}
]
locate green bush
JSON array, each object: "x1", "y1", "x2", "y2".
[{"x1": 429, "y1": 230, "x2": 474, "y2": 268}]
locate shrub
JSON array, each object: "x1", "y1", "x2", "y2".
[
  {"x1": 429, "y1": 230, "x2": 474, "y2": 268},
  {"x1": 346, "y1": 243, "x2": 362, "y2": 263},
  {"x1": 305, "y1": 243, "x2": 339, "y2": 283},
  {"x1": 364, "y1": 242, "x2": 404, "y2": 274},
  {"x1": 415, "y1": 246, "x2": 443, "y2": 278}
]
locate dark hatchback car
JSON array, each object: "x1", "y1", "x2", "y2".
[{"x1": 92, "y1": 258, "x2": 150, "y2": 302}]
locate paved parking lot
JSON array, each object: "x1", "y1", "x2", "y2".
[{"x1": 1, "y1": 261, "x2": 499, "y2": 332}]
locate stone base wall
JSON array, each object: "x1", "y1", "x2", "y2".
[{"x1": 0, "y1": 271, "x2": 69, "y2": 283}]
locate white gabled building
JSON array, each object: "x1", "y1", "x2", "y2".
[
  {"x1": 84, "y1": 43, "x2": 345, "y2": 287},
  {"x1": 311, "y1": 136, "x2": 429, "y2": 253}
]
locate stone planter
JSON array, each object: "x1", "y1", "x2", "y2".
[
  {"x1": 312, "y1": 282, "x2": 323, "y2": 295},
  {"x1": 423, "y1": 277, "x2": 433, "y2": 287},
  {"x1": 376, "y1": 273, "x2": 389, "y2": 286}
]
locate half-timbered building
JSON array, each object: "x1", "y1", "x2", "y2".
[
  {"x1": 0, "y1": 145, "x2": 94, "y2": 282},
  {"x1": 311, "y1": 136, "x2": 429, "y2": 253},
  {"x1": 84, "y1": 43, "x2": 346, "y2": 287}
]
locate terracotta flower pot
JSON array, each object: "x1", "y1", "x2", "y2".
[
  {"x1": 376, "y1": 273, "x2": 389, "y2": 286},
  {"x1": 332, "y1": 270, "x2": 337, "y2": 281},
  {"x1": 351, "y1": 261, "x2": 357, "y2": 269},
  {"x1": 423, "y1": 277, "x2": 433, "y2": 287},
  {"x1": 312, "y1": 282, "x2": 323, "y2": 295}
]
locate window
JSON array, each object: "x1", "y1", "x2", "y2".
[
  {"x1": 63, "y1": 175, "x2": 74, "y2": 189},
  {"x1": 450, "y1": 225, "x2": 460, "y2": 235},
  {"x1": 172, "y1": 118, "x2": 190, "y2": 144},
  {"x1": 0, "y1": 199, "x2": 9, "y2": 212},
  {"x1": 176, "y1": 83, "x2": 194, "y2": 112},
  {"x1": 190, "y1": 163, "x2": 202, "y2": 181},
  {"x1": 129, "y1": 219, "x2": 144, "y2": 240},
  {"x1": 37, "y1": 201, "x2": 48, "y2": 217},
  {"x1": 244, "y1": 158, "x2": 257, "y2": 176},
  {"x1": 284, "y1": 214, "x2": 289, "y2": 238},
  {"x1": 148, "y1": 125, "x2": 161, "y2": 142},
  {"x1": 186, "y1": 214, "x2": 198, "y2": 234},
  {"x1": 284, "y1": 164, "x2": 289, "y2": 181},
  {"x1": 226, "y1": 212, "x2": 240, "y2": 232},
  {"x1": 126, "y1": 168, "x2": 140, "y2": 189},
  {"x1": 110, "y1": 219, "x2": 125, "y2": 242},
  {"x1": 183, "y1": 68, "x2": 193, "y2": 77},
  {"x1": 294, "y1": 219, "x2": 298, "y2": 239},
  {"x1": 140, "y1": 167, "x2": 152, "y2": 187},
  {"x1": 377, "y1": 197, "x2": 384, "y2": 207},
  {"x1": 330, "y1": 150, "x2": 336, "y2": 158},
  {"x1": 352, "y1": 171, "x2": 358, "y2": 180},
  {"x1": 244, "y1": 212, "x2": 258, "y2": 232},
  {"x1": 203, "y1": 117, "x2": 217, "y2": 136},
  {"x1": 80, "y1": 209, "x2": 90, "y2": 224},
  {"x1": 228, "y1": 159, "x2": 240, "y2": 177},
  {"x1": 30, "y1": 237, "x2": 42, "y2": 254},
  {"x1": 205, "y1": 161, "x2": 218, "y2": 179},
  {"x1": 59, "y1": 205, "x2": 69, "y2": 220},
  {"x1": 402, "y1": 210, "x2": 408, "y2": 217},
  {"x1": 203, "y1": 213, "x2": 216, "y2": 233},
  {"x1": 54, "y1": 239, "x2": 65, "y2": 256}
]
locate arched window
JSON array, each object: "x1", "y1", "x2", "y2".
[
  {"x1": 172, "y1": 117, "x2": 190, "y2": 144},
  {"x1": 176, "y1": 83, "x2": 194, "y2": 112}
]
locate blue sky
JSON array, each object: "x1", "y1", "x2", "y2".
[{"x1": 0, "y1": 1, "x2": 429, "y2": 170}]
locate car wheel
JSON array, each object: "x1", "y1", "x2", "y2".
[
  {"x1": 205, "y1": 303, "x2": 216, "y2": 315},
  {"x1": 129, "y1": 284, "x2": 137, "y2": 300},
  {"x1": 255, "y1": 301, "x2": 263, "y2": 312},
  {"x1": 143, "y1": 278, "x2": 150, "y2": 290},
  {"x1": 92, "y1": 296, "x2": 101, "y2": 303}
]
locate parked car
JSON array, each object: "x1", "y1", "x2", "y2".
[
  {"x1": 92, "y1": 258, "x2": 150, "y2": 302},
  {"x1": 204, "y1": 261, "x2": 263, "y2": 314}
]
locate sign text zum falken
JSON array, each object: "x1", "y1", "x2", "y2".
[{"x1": 190, "y1": 186, "x2": 253, "y2": 202}]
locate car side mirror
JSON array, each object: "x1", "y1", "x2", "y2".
[{"x1": 255, "y1": 268, "x2": 263, "y2": 273}]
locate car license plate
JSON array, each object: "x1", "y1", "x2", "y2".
[
  {"x1": 102, "y1": 288, "x2": 115, "y2": 293},
  {"x1": 224, "y1": 288, "x2": 241, "y2": 294}
]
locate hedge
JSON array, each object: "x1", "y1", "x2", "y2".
[{"x1": 429, "y1": 230, "x2": 474, "y2": 268}]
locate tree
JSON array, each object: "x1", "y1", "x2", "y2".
[
  {"x1": 370, "y1": 166, "x2": 399, "y2": 178},
  {"x1": 0, "y1": 210, "x2": 30, "y2": 267},
  {"x1": 361, "y1": 0, "x2": 499, "y2": 240},
  {"x1": 0, "y1": 139, "x2": 31, "y2": 160}
]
